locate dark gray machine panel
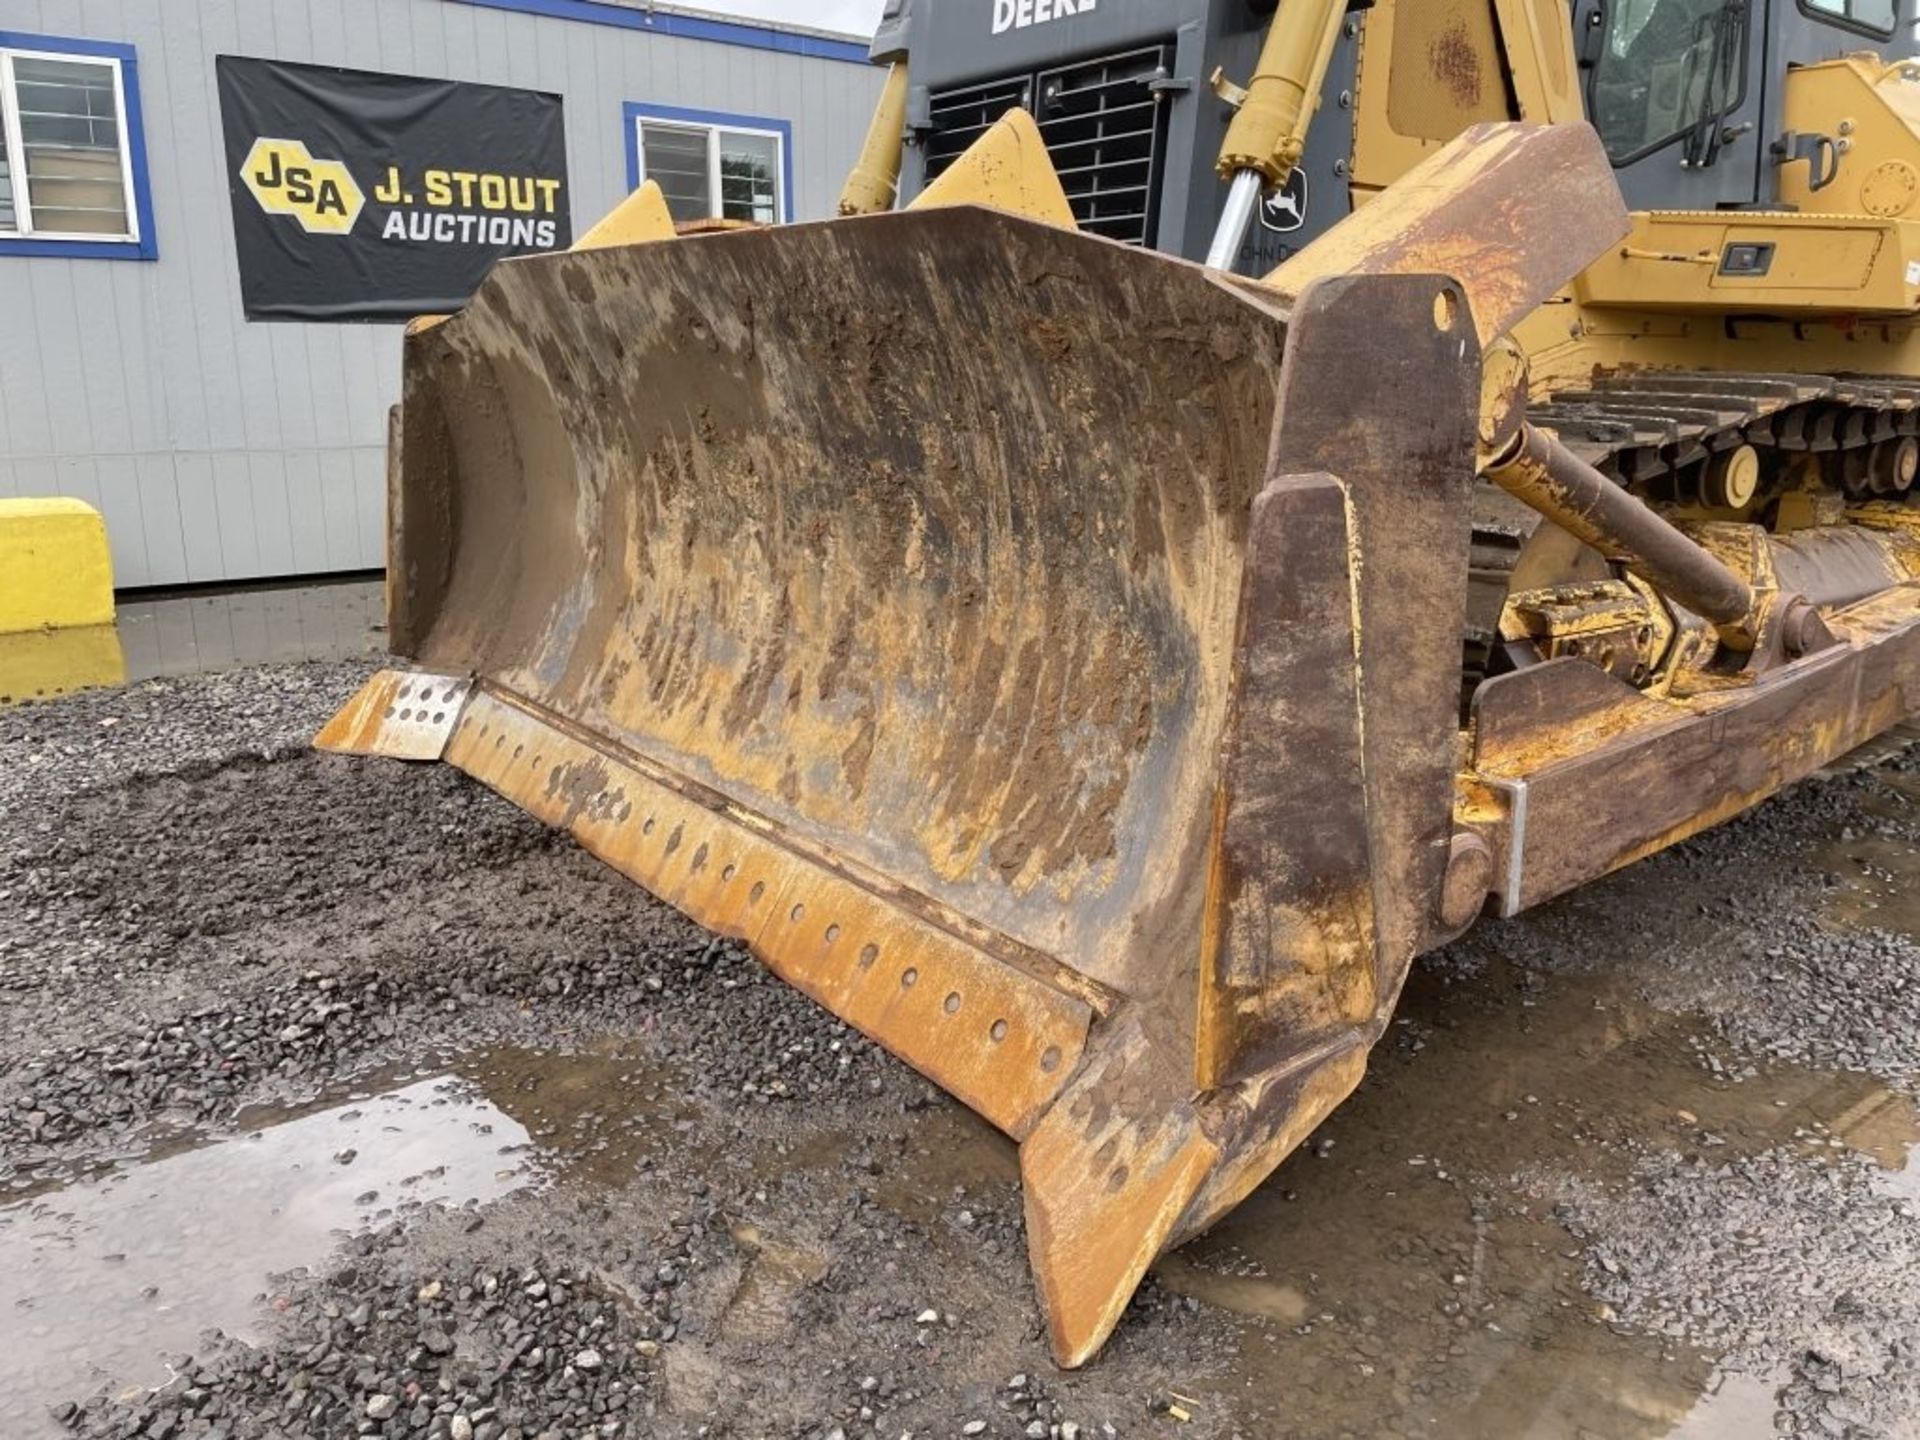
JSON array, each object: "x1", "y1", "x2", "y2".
[
  {"x1": 1573, "y1": 0, "x2": 1768, "y2": 210},
  {"x1": 887, "y1": 0, "x2": 1355, "y2": 275}
]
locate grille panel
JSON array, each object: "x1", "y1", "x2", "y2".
[{"x1": 924, "y1": 43, "x2": 1174, "y2": 248}]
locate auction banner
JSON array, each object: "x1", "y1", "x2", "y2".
[{"x1": 216, "y1": 56, "x2": 571, "y2": 321}]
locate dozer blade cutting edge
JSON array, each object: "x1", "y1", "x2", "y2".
[{"x1": 319, "y1": 121, "x2": 1628, "y2": 1365}]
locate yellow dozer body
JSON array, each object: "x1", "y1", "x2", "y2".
[{"x1": 322, "y1": 0, "x2": 1920, "y2": 1366}]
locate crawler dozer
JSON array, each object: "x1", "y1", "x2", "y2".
[{"x1": 322, "y1": 0, "x2": 1920, "y2": 1366}]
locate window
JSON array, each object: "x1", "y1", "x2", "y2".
[
  {"x1": 1800, "y1": 0, "x2": 1900, "y2": 38},
  {"x1": 1589, "y1": 0, "x2": 1751, "y2": 165},
  {"x1": 625, "y1": 103, "x2": 791, "y2": 227},
  {"x1": 0, "y1": 32, "x2": 153, "y2": 258}
]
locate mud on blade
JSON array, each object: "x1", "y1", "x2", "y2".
[{"x1": 321, "y1": 207, "x2": 1482, "y2": 1364}]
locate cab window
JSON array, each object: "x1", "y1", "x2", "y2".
[
  {"x1": 1799, "y1": 0, "x2": 1899, "y2": 38},
  {"x1": 1590, "y1": 0, "x2": 1751, "y2": 164}
]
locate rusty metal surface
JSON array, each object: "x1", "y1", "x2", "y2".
[
  {"x1": 1014, "y1": 274, "x2": 1481, "y2": 1364},
  {"x1": 338, "y1": 216, "x2": 1492, "y2": 1370},
  {"x1": 445, "y1": 687, "x2": 1094, "y2": 1140},
  {"x1": 391, "y1": 207, "x2": 1291, "y2": 999},
  {"x1": 1487, "y1": 422, "x2": 1759, "y2": 649},
  {"x1": 1386, "y1": 0, "x2": 1508, "y2": 141},
  {"x1": 1272, "y1": 276, "x2": 1482, "y2": 968},
  {"x1": 1465, "y1": 585, "x2": 1920, "y2": 912},
  {"x1": 1206, "y1": 271, "x2": 1481, "y2": 1078},
  {"x1": 1195, "y1": 472, "x2": 1374, "y2": 1093},
  {"x1": 370, "y1": 209, "x2": 1317, "y2": 1366},
  {"x1": 1265, "y1": 122, "x2": 1630, "y2": 351},
  {"x1": 1774, "y1": 523, "x2": 1917, "y2": 608},
  {"x1": 314, "y1": 669, "x2": 472, "y2": 761}
]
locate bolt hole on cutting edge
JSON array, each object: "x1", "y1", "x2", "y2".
[{"x1": 1433, "y1": 289, "x2": 1459, "y2": 332}]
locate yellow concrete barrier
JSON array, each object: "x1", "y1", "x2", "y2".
[
  {"x1": 0, "y1": 497, "x2": 115, "y2": 632},
  {"x1": 0, "y1": 497, "x2": 126, "y2": 702}
]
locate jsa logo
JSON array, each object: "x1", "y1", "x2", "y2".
[
  {"x1": 241, "y1": 137, "x2": 365, "y2": 235},
  {"x1": 992, "y1": 0, "x2": 1096, "y2": 34}
]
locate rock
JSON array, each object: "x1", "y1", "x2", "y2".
[
  {"x1": 366, "y1": 1394, "x2": 399, "y2": 1419},
  {"x1": 573, "y1": 1348, "x2": 603, "y2": 1372}
]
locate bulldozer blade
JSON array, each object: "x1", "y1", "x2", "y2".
[{"x1": 320, "y1": 204, "x2": 1485, "y2": 1365}]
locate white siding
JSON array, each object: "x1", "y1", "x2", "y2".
[{"x1": 0, "y1": 0, "x2": 882, "y2": 586}]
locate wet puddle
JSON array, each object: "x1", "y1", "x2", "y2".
[
  {"x1": 116, "y1": 579, "x2": 385, "y2": 684},
  {"x1": 1665, "y1": 1370, "x2": 1790, "y2": 1438},
  {"x1": 8, "y1": 1001, "x2": 1911, "y2": 1440},
  {"x1": 1136, "y1": 954, "x2": 1920, "y2": 1440},
  {"x1": 1814, "y1": 765, "x2": 1920, "y2": 939},
  {"x1": 721, "y1": 1221, "x2": 833, "y2": 1342},
  {"x1": 6, "y1": 805, "x2": 1918, "y2": 1438},
  {"x1": 1818, "y1": 829, "x2": 1920, "y2": 941},
  {"x1": 455, "y1": 1041, "x2": 698, "y2": 1187},
  {"x1": 0, "y1": 1075, "x2": 536, "y2": 1436}
]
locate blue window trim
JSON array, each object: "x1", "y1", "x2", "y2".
[
  {"x1": 449, "y1": 0, "x2": 870, "y2": 64},
  {"x1": 0, "y1": 30, "x2": 157, "y2": 260},
  {"x1": 624, "y1": 100, "x2": 795, "y2": 225}
]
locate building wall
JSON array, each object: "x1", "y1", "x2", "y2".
[{"x1": 0, "y1": 0, "x2": 881, "y2": 588}]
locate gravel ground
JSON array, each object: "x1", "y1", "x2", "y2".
[
  {"x1": 1547, "y1": 1146, "x2": 1920, "y2": 1440},
  {"x1": 4, "y1": 661, "x2": 1919, "y2": 1439},
  {"x1": 3, "y1": 665, "x2": 1223, "y2": 1439},
  {"x1": 1463, "y1": 745, "x2": 1920, "y2": 1088},
  {"x1": 1447, "y1": 746, "x2": 1920, "y2": 1439}
]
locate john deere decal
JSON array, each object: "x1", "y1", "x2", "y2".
[{"x1": 216, "y1": 56, "x2": 571, "y2": 322}]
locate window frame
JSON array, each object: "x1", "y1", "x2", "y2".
[
  {"x1": 1584, "y1": 0, "x2": 1755, "y2": 170},
  {"x1": 0, "y1": 30, "x2": 155, "y2": 260},
  {"x1": 1797, "y1": 0, "x2": 1901, "y2": 40},
  {"x1": 623, "y1": 101, "x2": 794, "y2": 227}
]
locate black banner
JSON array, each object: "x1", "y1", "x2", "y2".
[{"x1": 216, "y1": 56, "x2": 571, "y2": 321}]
